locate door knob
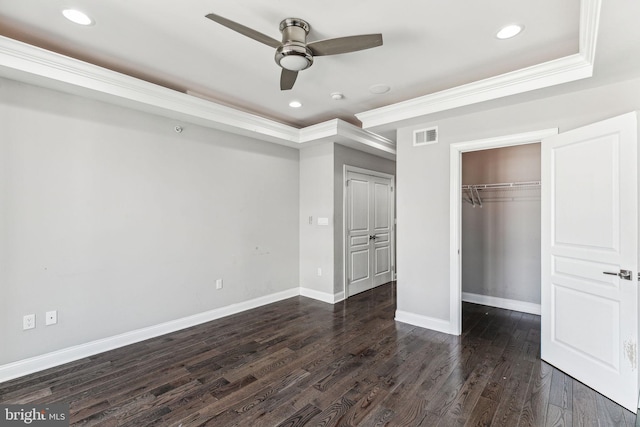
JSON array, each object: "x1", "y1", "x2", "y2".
[{"x1": 603, "y1": 269, "x2": 632, "y2": 280}]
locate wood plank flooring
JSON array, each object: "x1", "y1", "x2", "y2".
[{"x1": 1, "y1": 282, "x2": 636, "y2": 426}]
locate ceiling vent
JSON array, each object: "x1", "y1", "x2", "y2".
[{"x1": 413, "y1": 126, "x2": 438, "y2": 146}]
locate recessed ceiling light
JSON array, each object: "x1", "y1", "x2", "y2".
[
  {"x1": 496, "y1": 24, "x2": 523, "y2": 39},
  {"x1": 62, "y1": 9, "x2": 94, "y2": 26},
  {"x1": 369, "y1": 84, "x2": 390, "y2": 95},
  {"x1": 289, "y1": 100, "x2": 303, "y2": 108}
]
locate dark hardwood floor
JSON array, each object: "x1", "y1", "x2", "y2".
[{"x1": 1, "y1": 282, "x2": 636, "y2": 426}]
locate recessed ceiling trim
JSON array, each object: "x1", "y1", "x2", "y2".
[
  {"x1": 0, "y1": 35, "x2": 393, "y2": 154},
  {"x1": 579, "y1": 0, "x2": 601, "y2": 64},
  {"x1": 356, "y1": 0, "x2": 601, "y2": 132},
  {"x1": 298, "y1": 119, "x2": 396, "y2": 159},
  {"x1": 0, "y1": 36, "x2": 303, "y2": 145},
  {"x1": 356, "y1": 53, "x2": 593, "y2": 131},
  {"x1": 333, "y1": 121, "x2": 396, "y2": 158},
  {"x1": 0, "y1": 0, "x2": 600, "y2": 157}
]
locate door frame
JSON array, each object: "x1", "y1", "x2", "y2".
[
  {"x1": 343, "y1": 165, "x2": 396, "y2": 299},
  {"x1": 448, "y1": 128, "x2": 558, "y2": 335}
]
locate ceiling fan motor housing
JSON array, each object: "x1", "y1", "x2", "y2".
[{"x1": 275, "y1": 18, "x2": 313, "y2": 71}]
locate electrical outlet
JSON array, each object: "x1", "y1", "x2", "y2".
[
  {"x1": 216, "y1": 279, "x2": 223, "y2": 290},
  {"x1": 45, "y1": 310, "x2": 57, "y2": 326},
  {"x1": 317, "y1": 268, "x2": 322, "y2": 277},
  {"x1": 23, "y1": 314, "x2": 35, "y2": 330}
]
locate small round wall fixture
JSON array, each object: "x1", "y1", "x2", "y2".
[
  {"x1": 62, "y1": 9, "x2": 94, "y2": 26},
  {"x1": 289, "y1": 100, "x2": 303, "y2": 108},
  {"x1": 496, "y1": 24, "x2": 523, "y2": 39}
]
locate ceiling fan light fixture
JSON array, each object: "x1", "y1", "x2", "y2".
[
  {"x1": 496, "y1": 24, "x2": 523, "y2": 39},
  {"x1": 279, "y1": 55, "x2": 310, "y2": 71},
  {"x1": 275, "y1": 43, "x2": 313, "y2": 71},
  {"x1": 62, "y1": 9, "x2": 94, "y2": 26}
]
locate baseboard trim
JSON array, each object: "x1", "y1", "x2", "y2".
[
  {"x1": 299, "y1": 287, "x2": 344, "y2": 304},
  {"x1": 0, "y1": 287, "x2": 300, "y2": 384},
  {"x1": 462, "y1": 292, "x2": 541, "y2": 315},
  {"x1": 395, "y1": 310, "x2": 458, "y2": 335}
]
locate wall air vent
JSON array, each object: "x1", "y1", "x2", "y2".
[{"x1": 413, "y1": 126, "x2": 438, "y2": 146}]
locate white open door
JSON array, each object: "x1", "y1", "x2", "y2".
[
  {"x1": 541, "y1": 112, "x2": 639, "y2": 412},
  {"x1": 346, "y1": 170, "x2": 394, "y2": 297}
]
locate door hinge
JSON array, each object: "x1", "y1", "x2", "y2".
[
  {"x1": 624, "y1": 339, "x2": 637, "y2": 370},
  {"x1": 346, "y1": 180, "x2": 350, "y2": 187},
  {"x1": 390, "y1": 187, "x2": 394, "y2": 192}
]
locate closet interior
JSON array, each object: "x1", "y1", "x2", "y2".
[{"x1": 461, "y1": 143, "x2": 541, "y2": 314}]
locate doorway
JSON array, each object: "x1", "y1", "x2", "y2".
[
  {"x1": 449, "y1": 128, "x2": 558, "y2": 334},
  {"x1": 344, "y1": 166, "x2": 395, "y2": 298},
  {"x1": 450, "y1": 114, "x2": 639, "y2": 412},
  {"x1": 461, "y1": 144, "x2": 542, "y2": 315}
]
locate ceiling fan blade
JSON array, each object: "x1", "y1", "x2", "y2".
[
  {"x1": 307, "y1": 34, "x2": 383, "y2": 56},
  {"x1": 280, "y1": 69, "x2": 298, "y2": 90},
  {"x1": 205, "y1": 13, "x2": 281, "y2": 48}
]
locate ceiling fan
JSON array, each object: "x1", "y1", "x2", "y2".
[{"x1": 205, "y1": 13, "x2": 383, "y2": 90}]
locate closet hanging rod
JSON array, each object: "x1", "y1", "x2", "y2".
[{"x1": 461, "y1": 180, "x2": 540, "y2": 191}]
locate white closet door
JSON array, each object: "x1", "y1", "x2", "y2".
[
  {"x1": 346, "y1": 171, "x2": 393, "y2": 296},
  {"x1": 346, "y1": 173, "x2": 372, "y2": 294}
]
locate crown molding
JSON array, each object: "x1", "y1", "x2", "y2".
[
  {"x1": 0, "y1": 0, "x2": 601, "y2": 156},
  {"x1": 580, "y1": 0, "x2": 601, "y2": 64},
  {"x1": 0, "y1": 36, "x2": 393, "y2": 156},
  {"x1": 355, "y1": 54, "x2": 593, "y2": 131},
  {"x1": 299, "y1": 119, "x2": 396, "y2": 159},
  {"x1": 356, "y1": 0, "x2": 602, "y2": 132},
  {"x1": 0, "y1": 36, "x2": 304, "y2": 146}
]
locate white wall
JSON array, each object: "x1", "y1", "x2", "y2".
[
  {"x1": 299, "y1": 143, "x2": 335, "y2": 297},
  {"x1": 0, "y1": 77, "x2": 300, "y2": 365},
  {"x1": 396, "y1": 76, "x2": 640, "y2": 329},
  {"x1": 462, "y1": 144, "x2": 541, "y2": 304}
]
